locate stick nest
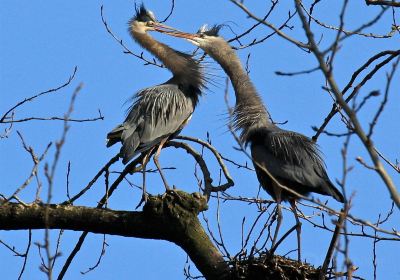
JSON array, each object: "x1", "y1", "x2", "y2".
[{"x1": 230, "y1": 254, "x2": 321, "y2": 280}]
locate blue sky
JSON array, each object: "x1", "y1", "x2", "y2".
[{"x1": 1, "y1": 1, "x2": 399, "y2": 279}]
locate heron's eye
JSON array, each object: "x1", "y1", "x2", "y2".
[{"x1": 147, "y1": 21, "x2": 155, "y2": 27}]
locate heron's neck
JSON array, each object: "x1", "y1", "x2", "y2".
[
  {"x1": 131, "y1": 30, "x2": 203, "y2": 93},
  {"x1": 207, "y1": 41, "x2": 273, "y2": 139}
]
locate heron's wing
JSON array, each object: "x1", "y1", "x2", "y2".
[
  {"x1": 252, "y1": 129, "x2": 343, "y2": 201},
  {"x1": 120, "y1": 84, "x2": 194, "y2": 163},
  {"x1": 265, "y1": 130, "x2": 324, "y2": 167}
]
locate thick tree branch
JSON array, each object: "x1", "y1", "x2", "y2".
[{"x1": 0, "y1": 191, "x2": 230, "y2": 280}]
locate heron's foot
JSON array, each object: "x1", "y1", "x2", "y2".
[{"x1": 135, "y1": 193, "x2": 149, "y2": 209}]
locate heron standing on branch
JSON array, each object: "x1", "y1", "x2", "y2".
[
  {"x1": 107, "y1": 5, "x2": 205, "y2": 201},
  {"x1": 165, "y1": 25, "x2": 344, "y2": 261}
]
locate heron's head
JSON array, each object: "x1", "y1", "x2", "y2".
[{"x1": 129, "y1": 4, "x2": 178, "y2": 34}]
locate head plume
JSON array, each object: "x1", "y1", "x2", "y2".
[
  {"x1": 132, "y1": 3, "x2": 157, "y2": 23},
  {"x1": 198, "y1": 24, "x2": 222, "y2": 37}
]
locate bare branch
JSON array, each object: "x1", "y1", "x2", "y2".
[
  {"x1": 294, "y1": 0, "x2": 400, "y2": 208},
  {"x1": 0, "y1": 67, "x2": 78, "y2": 123},
  {"x1": 368, "y1": 56, "x2": 400, "y2": 137},
  {"x1": 100, "y1": 5, "x2": 164, "y2": 68},
  {"x1": 365, "y1": 0, "x2": 400, "y2": 7},
  {"x1": 160, "y1": 0, "x2": 175, "y2": 23},
  {"x1": 229, "y1": 0, "x2": 310, "y2": 50}
]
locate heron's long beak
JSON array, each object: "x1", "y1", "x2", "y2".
[
  {"x1": 161, "y1": 30, "x2": 200, "y2": 40},
  {"x1": 152, "y1": 22, "x2": 185, "y2": 34},
  {"x1": 152, "y1": 22, "x2": 199, "y2": 39},
  {"x1": 165, "y1": 31, "x2": 201, "y2": 46},
  {"x1": 152, "y1": 23, "x2": 202, "y2": 45}
]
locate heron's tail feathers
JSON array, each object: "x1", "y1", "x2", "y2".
[
  {"x1": 326, "y1": 181, "x2": 345, "y2": 203},
  {"x1": 120, "y1": 130, "x2": 141, "y2": 165},
  {"x1": 106, "y1": 125, "x2": 125, "y2": 147}
]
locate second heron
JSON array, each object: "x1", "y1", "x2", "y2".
[{"x1": 165, "y1": 25, "x2": 344, "y2": 261}]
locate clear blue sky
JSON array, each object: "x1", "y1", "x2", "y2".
[{"x1": 1, "y1": 1, "x2": 399, "y2": 279}]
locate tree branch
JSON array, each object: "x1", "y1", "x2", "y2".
[
  {"x1": 0, "y1": 191, "x2": 229, "y2": 279},
  {"x1": 0, "y1": 191, "x2": 231, "y2": 280},
  {"x1": 294, "y1": 0, "x2": 400, "y2": 209}
]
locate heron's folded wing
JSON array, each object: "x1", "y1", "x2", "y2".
[
  {"x1": 121, "y1": 84, "x2": 194, "y2": 161},
  {"x1": 253, "y1": 130, "x2": 332, "y2": 192}
]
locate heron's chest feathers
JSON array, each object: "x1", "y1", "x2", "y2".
[
  {"x1": 178, "y1": 83, "x2": 201, "y2": 106},
  {"x1": 132, "y1": 85, "x2": 195, "y2": 126}
]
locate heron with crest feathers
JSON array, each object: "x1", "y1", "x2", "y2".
[
  {"x1": 106, "y1": 5, "x2": 206, "y2": 200},
  {"x1": 163, "y1": 24, "x2": 344, "y2": 260}
]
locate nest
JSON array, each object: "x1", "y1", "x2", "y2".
[{"x1": 230, "y1": 254, "x2": 321, "y2": 280}]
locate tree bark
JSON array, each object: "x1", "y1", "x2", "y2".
[{"x1": 0, "y1": 191, "x2": 231, "y2": 280}]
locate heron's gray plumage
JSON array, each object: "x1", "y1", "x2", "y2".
[
  {"x1": 184, "y1": 27, "x2": 344, "y2": 203},
  {"x1": 107, "y1": 5, "x2": 205, "y2": 165},
  {"x1": 107, "y1": 84, "x2": 195, "y2": 164},
  {"x1": 249, "y1": 127, "x2": 344, "y2": 202}
]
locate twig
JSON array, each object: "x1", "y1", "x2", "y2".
[
  {"x1": 300, "y1": 1, "x2": 393, "y2": 39},
  {"x1": 275, "y1": 66, "x2": 320, "y2": 76},
  {"x1": 165, "y1": 141, "x2": 213, "y2": 197},
  {"x1": 368, "y1": 56, "x2": 400, "y2": 137},
  {"x1": 80, "y1": 235, "x2": 108, "y2": 274},
  {"x1": 1, "y1": 113, "x2": 104, "y2": 123},
  {"x1": 3, "y1": 132, "x2": 52, "y2": 203},
  {"x1": 320, "y1": 209, "x2": 347, "y2": 279},
  {"x1": 57, "y1": 153, "x2": 146, "y2": 279},
  {"x1": 227, "y1": 0, "x2": 278, "y2": 44},
  {"x1": 229, "y1": 0, "x2": 310, "y2": 50},
  {"x1": 313, "y1": 50, "x2": 400, "y2": 141},
  {"x1": 100, "y1": 5, "x2": 164, "y2": 68},
  {"x1": 215, "y1": 192, "x2": 231, "y2": 259},
  {"x1": 62, "y1": 154, "x2": 120, "y2": 205},
  {"x1": 175, "y1": 136, "x2": 234, "y2": 194},
  {"x1": 66, "y1": 162, "x2": 71, "y2": 201},
  {"x1": 160, "y1": 0, "x2": 175, "y2": 23},
  {"x1": 18, "y1": 230, "x2": 32, "y2": 280},
  {"x1": 0, "y1": 67, "x2": 77, "y2": 123}
]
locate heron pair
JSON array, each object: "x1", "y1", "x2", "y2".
[{"x1": 106, "y1": 5, "x2": 344, "y2": 261}]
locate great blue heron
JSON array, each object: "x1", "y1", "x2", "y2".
[
  {"x1": 107, "y1": 5, "x2": 205, "y2": 200},
  {"x1": 165, "y1": 25, "x2": 344, "y2": 260}
]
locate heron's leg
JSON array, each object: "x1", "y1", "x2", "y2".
[
  {"x1": 135, "y1": 150, "x2": 152, "y2": 209},
  {"x1": 271, "y1": 185, "x2": 282, "y2": 250},
  {"x1": 271, "y1": 202, "x2": 282, "y2": 250},
  {"x1": 153, "y1": 138, "x2": 170, "y2": 191},
  {"x1": 290, "y1": 199, "x2": 302, "y2": 261}
]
